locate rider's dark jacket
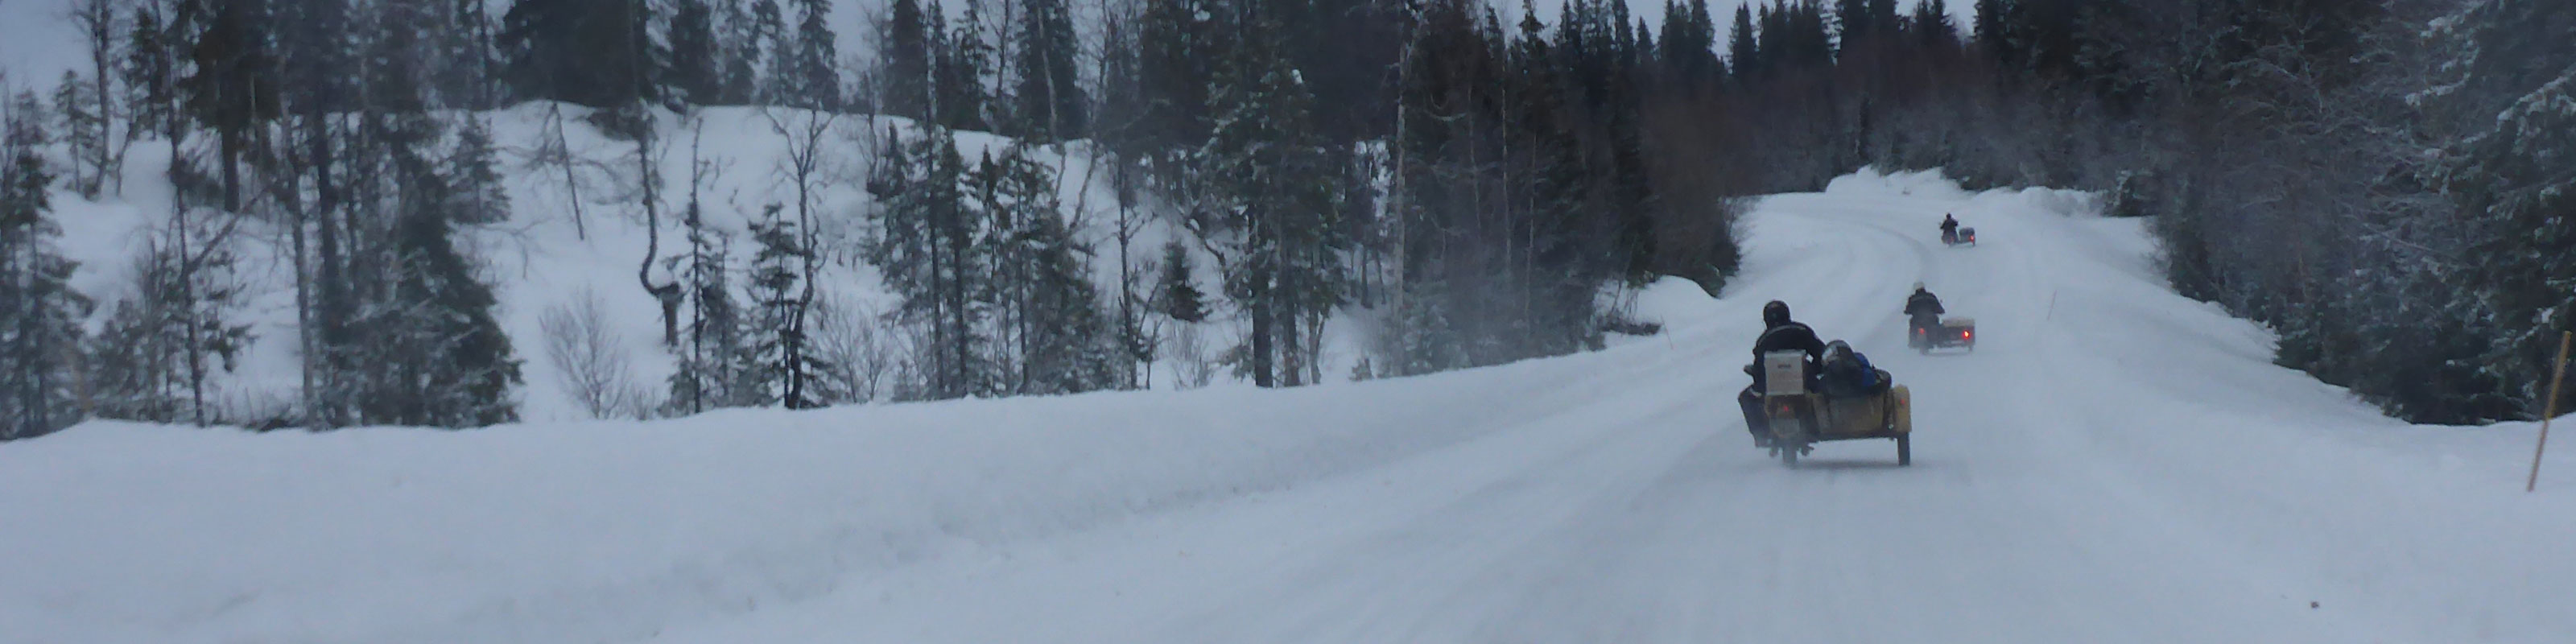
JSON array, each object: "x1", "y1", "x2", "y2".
[
  {"x1": 1905, "y1": 291, "x2": 1944, "y2": 322},
  {"x1": 1752, "y1": 322, "x2": 1827, "y2": 362}
]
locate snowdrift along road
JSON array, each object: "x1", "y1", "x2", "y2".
[{"x1": 6, "y1": 170, "x2": 2575, "y2": 643}]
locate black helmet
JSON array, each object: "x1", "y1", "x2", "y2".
[{"x1": 1762, "y1": 300, "x2": 1791, "y2": 327}]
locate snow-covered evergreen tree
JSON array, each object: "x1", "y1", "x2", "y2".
[
  {"x1": 1010, "y1": 0, "x2": 1086, "y2": 140},
  {"x1": 2450, "y1": 0, "x2": 2576, "y2": 419},
  {"x1": 743, "y1": 204, "x2": 839, "y2": 408},
  {"x1": 867, "y1": 126, "x2": 992, "y2": 399},
  {"x1": 1155, "y1": 238, "x2": 1207, "y2": 323},
  {"x1": 0, "y1": 93, "x2": 92, "y2": 439}
]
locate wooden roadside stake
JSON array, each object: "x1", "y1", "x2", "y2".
[{"x1": 2529, "y1": 331, "x2": 2572, "y2": 493}]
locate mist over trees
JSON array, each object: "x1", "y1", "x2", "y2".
[
  {"x1": 1682, "y1": 0, "x2": 2571, "y2": 423},
  {"x1": 0, "y1": 0, "x2": 2566, "y2": 434}
]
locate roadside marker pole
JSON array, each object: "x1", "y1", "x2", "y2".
[{"x1": 2529, "y1": 331, "x2": 2572, "y2": 493}]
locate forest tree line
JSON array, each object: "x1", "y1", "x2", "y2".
[{"x1": 1672, "y1": 0, "x2": 2571, "y2": 423}]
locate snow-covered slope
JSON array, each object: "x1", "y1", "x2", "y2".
[
  {"x1": 9, "y1": 169, "x2": 2575, "y2": 643},
  {"x1": 47, "y1": 104, "x2": 1260, "y2": 421}
]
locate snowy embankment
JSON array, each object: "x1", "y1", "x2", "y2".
[
  {"x1": 47, "y1": 104, "x2": 1260, "y2": 422},
  {"x1": 10, "y1": 168, "x2": 2576, "y2": 643}
]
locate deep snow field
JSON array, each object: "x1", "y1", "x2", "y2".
[{"x1": 7, "y1": 169, "x2": 2576, "y2": 643}]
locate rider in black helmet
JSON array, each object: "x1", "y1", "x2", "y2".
[
  {"x1": 1740, "y1": 300, "x2": 1825, "y2": 445},
  {"x1": 1905, "y1": 282, "x2": 1945, "y2": 339},
  {"x1": 1939, "y1": 214, "x2": 1960, "y2": 243}
]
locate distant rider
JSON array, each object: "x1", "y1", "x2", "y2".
[
  {"x1": 1740, "y1": 300, "x2": 1825, "y2": 446},
  {"x1": 1905, "y1": 283, "x2": 1945, "y2": 338},
  {"x1": 1939, "y1": 214, "x2": 1960, "y2": 243}
]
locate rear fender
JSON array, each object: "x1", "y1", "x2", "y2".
[{"x1": 1891, "y1": 386, "x2": 1912, "y2": 434}]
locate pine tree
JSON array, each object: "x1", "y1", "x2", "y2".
[
  {"x1": 877, "y1": 0, "x2": 934, "y2": 119},
  {"x1": 1729, "y1": 3, "x2": 1758, "y2": 82},
  {"x1": 747, "y1": 0, "x2": 786, "y2": 102},
  {"x1": 668, "y1": 0, "x2": 722, "y2": 104},
  {"x1": 1911, "y1": 0, "x2": 1955, "y2": 47},
  {"x1": 180, "y1": 0, "x2": 281, "y2": 210},
  {"x1": 122, "y1": 1, "x2": 180, "y2": 139},
  {"x1": 743, "y1": 204, "x2": 837, "y2": 407},
  {"x1": 52, "y1": 72, "x2": 108, "y2": 197},
  {"x1": 933, "y1": 2, "x2": 993, "y2": 130},
  {"x1": 0, "y1": 93, "x2": 93, "y2": 439},
  {"x1": 440, "y1": 0, "x2": 502, "y2": 108},
  {"x1": 1156, "y1": 238, "x2": 1207, "y2": 323},
  {"x1": 498, "y1": 0, "x2": 663, "y2": 108},
  {"x1": 865, "y1": 126, "x2": 989, "y2": 399},
  {"x1": 345, "y1": 44, "x2": 525, "y2": 427},
  {"x1": 2454, "y1": 0, "x2": 2576, "y2": 420},
  {"x1": 448, "y1": 117, "x2": 510, "y2": 225},
  {"x1": 786, "y1": 0, "x2": 840, "y2": 109},
  {"x1": 1010, "y1": 0, "x2": 1086, "y2": 140},
  {"x1": 1201, "y1": 10, "x2": 1343, "y2": 386},
  {"x1": 372, "y1": 180, "x2": 525, "y2": 427},
  {"x1": 717, "y1": 0, "x2": 763, "y2": 104},
  {"x1": 665, "y1": 201, "x2": 750, "y2": 414},
  {"x1": 1136, "y1": 0, "x2": 1214, "y2": 148},
  {"x1": 980, "y1": 147, "x2": 1117, "y2": 394}
]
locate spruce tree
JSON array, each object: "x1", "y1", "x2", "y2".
[
  {"x1": 1011, "y1": 0, "x2": 1086, "y2": 140},
  {"x1": 122, "y1": 2, "x2": 180, "y2": 138},
  {"x1": 1201, "y1": 12, "x2": 1343, "y2": 386},
  {"x1": 865, "y1": 126, "x2": 989, "y2": 399},
  {"x1": 666, "y1": 204, "x2": 749, "y2": 415},
  {"x1": 2455, "y1": 0, "x2": 2576, "y2": 419},
  {"x1": 440, "y1": 0, "x2": 502, "y2": 108},
  {"x1": 0, "y1": 94, "x2": 93, "y2": 438},
  {"x1": 981, "y1": 147, "x2": 1117, "y2": 394},
  {"x1": 744, "y1": 205, "x2": 838, "y2": 407},
  {"x1": 1156, "y1": 239, "x2": 1207, "y2": 323},
  {"x1": 877, "y1": 0, "x2": 934, "y2": 119},
  {"x1": 52, "y1": 72, "x2": 107, "y2": 197},
  {"x1": 717, "y1": 0, "x2": 762, "y2": 104},
  {"x1": 786, "y1": 0, "x2": 840, "y2": 109},
  {"x1": 448, "y1": 117, "x2": 511, "y2": 225},
  {"x1": 668, "y1": 0, "x2": 722, "y2": 104},
  {"x1": 498, "y1": 0, "x2": 663, "y2": 108},
  {"x1": 933, "y1": 2, "x2": 993, "y2": 130},
  {"x1": 179, "y1": 0, "x2": 281, "y2": 210}
]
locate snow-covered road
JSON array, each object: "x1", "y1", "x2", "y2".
[{"x1": 9, "y1": 171, "x2": 2574, "y2": 643}]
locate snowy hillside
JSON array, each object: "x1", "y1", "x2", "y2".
[
  {"x1": 45, "y1": 103, "x2": 1288, "y2": 422},
  {"x1": 10, "y1": 169, "x2": 2574, "y2": 643}
]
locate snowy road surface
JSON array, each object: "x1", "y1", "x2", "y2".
[{"x1": 8, "y1": 171, "x2": 2574, "y2": 643}]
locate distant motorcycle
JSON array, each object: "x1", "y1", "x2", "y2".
[{"x1": 1942, "y1": 226, "x2": 1978, "y2": 246}]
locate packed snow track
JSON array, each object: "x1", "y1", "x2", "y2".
[{"x1": 8, "y1": 171, "x2": 2574, "y2": 643}]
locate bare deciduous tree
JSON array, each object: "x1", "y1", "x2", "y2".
[{"x1": 542, "y1": 287, "x2": 650, "y2": 419}]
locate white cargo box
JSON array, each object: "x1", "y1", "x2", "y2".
[
  {"x1": 1940, "y1": 316, "x2": 1975, "y2": 327},
  {"x1": 1763, "y1": 351, "x2": 1808, "y2": 396}
]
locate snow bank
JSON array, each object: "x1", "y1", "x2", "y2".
[
  {"x1": 1620, "y1": 276, "x2": 1725, "y2": 330},
  {"x1": 1822, "y1": 166, "x2": 1975, "y2": 201},
  {"x1": 0, "y1": 349, "x2": 1634, "y2": 643}
]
